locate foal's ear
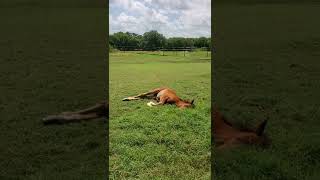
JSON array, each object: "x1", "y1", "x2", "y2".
[{"x1": 255, "y1": 119, "x2": 268, "y2": 136}]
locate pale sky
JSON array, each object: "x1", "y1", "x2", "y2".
[{"x1": 109, "y1": 0, "x2": 211, "y2": 38}]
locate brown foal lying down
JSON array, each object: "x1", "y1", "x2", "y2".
[
  {"x1": 122, "y1": 87, "x2": 194, "y2": 109},
  {"x1": 42, "y1": 87, "x2": 193, "y2": 124},
  {"x1": 42, "y1": 101, "x2": 108, "y2": 125},
  {"x1": 213, "y1": 107, "x2": 270, "y2": 150}
]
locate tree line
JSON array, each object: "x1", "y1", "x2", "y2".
[{"x1": 109, "y1": 30, "x2": 211, "y2": 51}]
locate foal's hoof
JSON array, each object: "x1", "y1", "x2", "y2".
[
  {"x1": 147, "y1": 102, "x2": 153, "y2": 107},
  {"x1": 42, "y1": 116, "x2": 55, "y2": 125},
  {"x1": 42, "y1": 115, "x2": 64, "y2": 125}
]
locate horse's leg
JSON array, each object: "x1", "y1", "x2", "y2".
[
  {"x1": 73, "y1": 102, "x2": 107, "y2": 115},
  {"x1": 147, "y1": 101, "x2": 160, "y2": 107},
  {"x1": 42, "y1": 101, "x2": 108, "y2": 125},
  {"x1": 137, "y1": 88, "x2": 168, "y2": 98},
  {"x1": 123, "y1": 88, "x2": 165, "y2": 101},
  {"x1": 43, "y1": 113, "x2": 100, "y2": 125},
  {"x1": 147, "y1": 97, "x2": 167, "y2": 107}
]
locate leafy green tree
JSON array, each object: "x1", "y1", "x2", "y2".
[
  {"x1": 142, "y1": 30, "x2": 166, "y2": 50},
  {"x1": 109, "y1": 32, "x2": 143, "y2": 50},
  {"x1": 194, "y1": 37, "x2": 209, "y2": 48},
  {"x1": 109, "y1": 31, "x2": 211, "y2": 50}
]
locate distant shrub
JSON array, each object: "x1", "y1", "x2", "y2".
[{"x1": 109, "y1": 44, "x2": 118, "y2": 53}]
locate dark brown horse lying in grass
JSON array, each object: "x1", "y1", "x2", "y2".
[
  {"x1": 122, "y1": 87, "x2": 195, "y2": 109},
  {"x1": 213, "y1": 107, "x2": 270, "y2": 150}
]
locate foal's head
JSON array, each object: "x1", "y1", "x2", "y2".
[
  {"x1": 236, "y1": 120, "x2": 270, "y2": 148},
  {"x1": 213, "y1": 107, "x2": 270, "y2": 149},
  {"x1": 178, "y1": 99, "x2": 195, "y2": 109}
]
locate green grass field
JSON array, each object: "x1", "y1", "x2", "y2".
[
  {"x1": 109, "y1": 51, "x2": 211, "y2": 179},
  {"x1": 0, "y1": 5, "x2": 107, "y2": 179},
  {"x1": 213, "y1": 3, "x2": 320, "y2": 179}
]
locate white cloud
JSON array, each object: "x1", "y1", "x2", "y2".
[
  {"x1": 110, "y1": 0, "x2": 211, "y2": 37},
  {"x1": 150, "y1": 0, "x2": 191, "y2": 10}
]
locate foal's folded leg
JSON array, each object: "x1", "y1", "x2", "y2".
[{"x1": 147, "y1": 98, "x2": 166, "y2": 107}]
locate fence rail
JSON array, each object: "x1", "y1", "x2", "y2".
[
  {"x1": 112, "y1": 46, "x2": 211, "y2": 51},
  {"x1": 111, "y1": 46, "x2": 212, "y2": 57}
]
